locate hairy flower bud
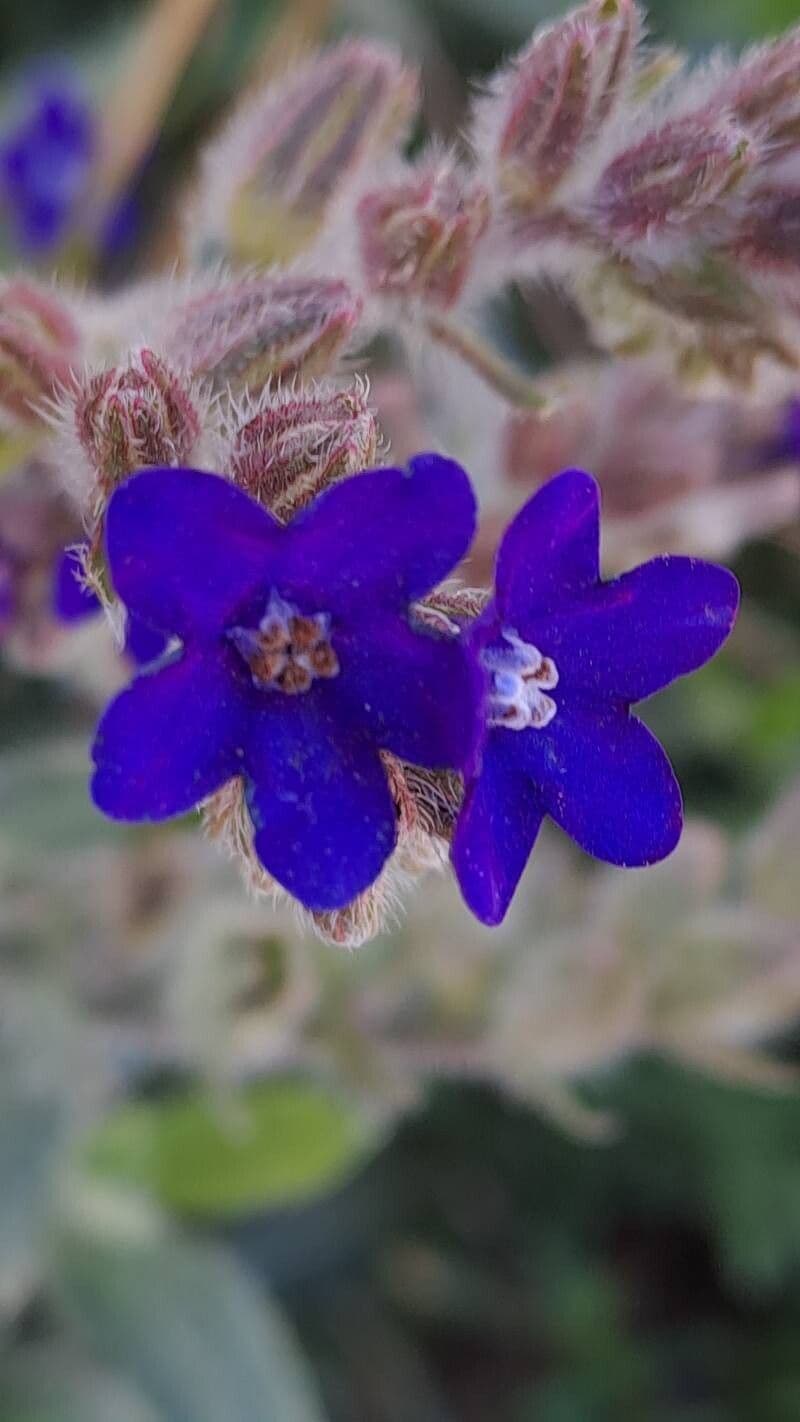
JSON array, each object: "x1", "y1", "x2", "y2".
[
  {"x1": 162, "y1": 275, "x2": 362, "y2": 393},
  {"x1": 475, "y1": 0, "x2": 641, "y2": 215},
  {"x1": 191, "y1": 40, "x2": 419, "y2": 267},
  {"x1": 719, "y1": 29, "x2": 800, "y2": 151},
  {"x1": 590, "y1": 115, "x2": 754, "y2": 247},
  {"x1": 356, "y1": 154, "x2": 490, "y2": 309},
  {"x1": 0, "y1": 278, "x2": 80, "y2": 431},
  {"x1": 730, "y1": 187, "x2": 800, "y2": 299},
  {"x1": 73, "y1": 349, "x2": 202, "y2": 505},
  {"x1": 226, "y1": 379, "x2": 379, "y2": 520}
]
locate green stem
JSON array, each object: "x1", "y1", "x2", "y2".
[{"x1": 426, "y1": 313, "x2": 549, "y2": 410}]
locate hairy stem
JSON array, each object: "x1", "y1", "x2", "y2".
[{"x1": 426, "y1": 312, "x2": 550, "y2": 409}]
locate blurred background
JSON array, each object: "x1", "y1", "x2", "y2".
[{"x1": 2, "y1": 2, "x2": 800, "y2": 1420}]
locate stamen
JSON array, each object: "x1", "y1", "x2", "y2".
[
  {"x1": 229, "y1": 589, "x2": 339, "y2": 695},
  {"x1": 483, "y1": 627, "x2": 559, "y2": 731}
]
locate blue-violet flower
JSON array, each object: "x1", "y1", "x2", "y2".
[
  {"x1": 53, "y1": 544, "x2": 167, "y2": 666},
  {"x1": 90, "y1": 459, "x2": 482, "y2": 910},
  {"x1": 452, "y1": 469, "x2": 740, "y2": 925}
]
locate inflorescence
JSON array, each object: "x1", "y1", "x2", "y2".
[{"x1": 11, "y1": 0, "x2": 800, "y2": 944}]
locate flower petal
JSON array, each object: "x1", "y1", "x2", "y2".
[
  {"x1": 511, "y1": 694, "x2": 683, "y2": 866},
  {"x1": 452, "y1": 735, "x2": 544, "y2": 925},
  {"x1": 244, "y1": 693, "x2": 397, "y2": 911},
  {"x1": 279, "y1": 454, "x2": 477, "y2": 613},
  {"x1": 105, "y1": 468, "x2": 281, "y2": 639},
  {"x1": 53, "y1": 545, "x2": 99, "y2": 623},
  {"x1": 496, "y1": 469, "x2": 600, "y2": 624},
  {"x1": 333, "y1": 613, "x2": 485, "y2": 771},
  {"x1": 124, "y1": 613, "x2": 170, "y2": 667},
  {"x1": 91, "y1": 645, "x2": 248, "y2": 820},
  {"x1": 527, "y1": 557, "x2": 739, "y2": 702}
]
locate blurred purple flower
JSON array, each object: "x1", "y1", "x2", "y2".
[
  {"x1": 53, "y1": 544, "x2": 167, "y2": 666},
  {"x1": 90, "y1": 460, "x2": 481, "y2": 911},
  {"x1": 0, "y1": 73, "x2": 94, "y2": 254},
  {"x1": 759, "y1": 398, "x2": 800, "y2": 467},
  {"x1": 452, "y1": 469, "x2": 740, "y2": 926},
  {"x1": 0, "y1": 546, "x2": 16, "y2": 634}
]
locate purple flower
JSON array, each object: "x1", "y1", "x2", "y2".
[
  {"x1": 53, "y1": 544, "x2": 168, "y2": 667},
  {"x1": 0, "y1": 73, "x2": 94, "y2": 254},
  {"x1": 760, "y1": 398, "x2": 800, "y2": 467},
  {"x1": 90, "y1": 459, "x2": 481, "y2": 911},
  {"x1": 53, "y1": 545, "x2": 101, "y2": 624},
  {"x1": 452, "y1": 469, "x2": 740, "y2": 926}
]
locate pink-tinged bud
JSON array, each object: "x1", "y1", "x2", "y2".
[
  {"x1": 356, "y1": 155, "x2": 490, "y2": 309},
  {"x1": 162, "y1": 275, "x2": 362, "y2": 393},
  {"x1": 74, "y1": 349, "x2": 202, "y2": 501},
  {"x1": 192, "y1": 41, "x2": 419, "y2": 266},
  {"x1": 731, "y1": 187, "x2": 800, "y2": 294},
  {"x1": 476, "y1": 0, "x2": 641, "y2": 213},
  {"x1": 0, "y1": 279, "x2": 80, "y2": 431},
  {"x1": 719, "y1": 30, "x2": 800, "y2": 150},
  {"x1": 590, "y1": 115, "x2": 754, "y2": 244},
  {"x1": 227, "y1": 379, "x2": 379, "y2": 520}
]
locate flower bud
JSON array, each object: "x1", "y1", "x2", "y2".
[
  {"x1": 730, "y1": 186, "x2": 800, "y2": 296},
  {"x1": 162, "y1": 275, "x2": 362, "y2": 393},
  {"x1": 191, "y1": 40, "x2": 419, "y2": 266},
  {"x1": 227, "y1": 379, "x2": 379, "y2": 521},
  {"x1": 0, "y1": 278, "x2": 80, "y2": 431},
  {"x1": 356, "y1": 154, "x2": 490, "y2": 309},
  {"x1": 590, "y1": 115, "x2": 754, "y2": 246},
  {"x1": 74, "y1": 348, "x2": 202, "y2": 502},
  {"x1": 719, "y1": 29, "x2": 800, "y2": 151},
  {"x1": 475, "y1": 0, "x2": 641, "y2": 214}
]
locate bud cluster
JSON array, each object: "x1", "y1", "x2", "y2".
[{"x1": 459, "y1": 6, "x2": 800, "y2": 377}]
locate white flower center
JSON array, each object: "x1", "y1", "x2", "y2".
[{"x1": 482, "y1": 628, "x2": 558, "y2": 731}]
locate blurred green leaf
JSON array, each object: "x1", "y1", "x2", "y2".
[
  {"x1": 0, "y1": 740, "x2": 125, "y2": 855},
  {"x1": 84, "y1": 1078, "x2": 381, "y2": 1218},
  {"x1": 54, "y1": 1207, "x2": 327, "y2": 1422},
  {"x1": 0, "y1": 1345, "x2": 160, "y2": 1422}
]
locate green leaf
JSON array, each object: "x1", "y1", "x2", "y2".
[
  {"x1": 84, "y1": 1078, "x2": 381, "y2": 1218},
  {"x1": 0, "y1": 740, "x2": 126, "y2": 856},
  {"x1": 54, "y1": 1206, "x2": 328, "y2": 1422},
  {"x1": 0, "y1": 1345, "x2": 160, "y2": 1422}
]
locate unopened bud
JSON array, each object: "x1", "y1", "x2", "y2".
[
  {"x1": 163, "y1": 275, "x2": 362, "y2": 393},
  {"x1": 74, "y1": 348, "x2": 201, "y2": 503},
  {"x1": 0, "y1": 278, "x2": 80, "y2": 431},
  {"x1": 477, "y1": 0, "x2": 640, "y2": 214},
  {"x1": 730, "y1": 186, "x2": 800, "y2": 293},
  {"x1": 719, "y1": 29, "x2": 800, "y2": 150},
  {"x1": 192, "y1": 40, "x2": 419, "y2": 266},
  {"x1": 227, "y1": 379, "x2": 378, "y2": 520},
  {"x1": 591, "y1": 115, "x2": 754, "y2": 245},
  {"x1": 356, "y1": 154, "x2": 490, "y2": 309}
]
